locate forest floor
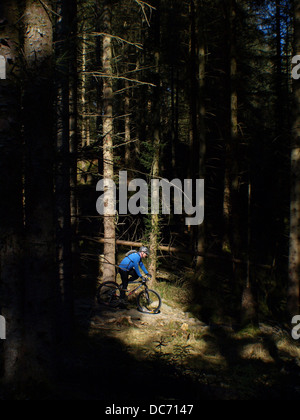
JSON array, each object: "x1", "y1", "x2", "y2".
[
  {"x1": 62, "y1": 277, "x2": 300, "y2": 401},
  {"x1": 2, "y1": 274, "x2": 300, "y2": 401}
]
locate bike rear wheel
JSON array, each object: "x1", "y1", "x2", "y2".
[
  {"x1": 97, "y1": 281, "x2": 121, "y2": 308},
  {"x1": 137, "y1": 289, "x2": 161, "y2": 314}
]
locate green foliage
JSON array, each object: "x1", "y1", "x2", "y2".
[{"x1": 139, "y1": 141, "x2": 156, "y2": 171}]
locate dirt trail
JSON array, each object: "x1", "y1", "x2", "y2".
[
  {"x1": 73, "y1": 296, "x2": 300, "y2": 400},
  {"x1": 92, "y1": 301, "x2": 206, "y2": 329},
  {"x1": 76, "y1": 297, "x2": 209, "y2": 341}
]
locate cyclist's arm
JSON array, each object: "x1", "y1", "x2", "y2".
[
  {"x1": 133, "y1": 259, "x2": 143, "y2": 278},
  {"x1": 139, "y1": 261, "x2": 149, "y2": 276}
]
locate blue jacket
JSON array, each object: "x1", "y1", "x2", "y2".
[{"x1": 119, "y1": 252, "x2": 149, "y2": 278}]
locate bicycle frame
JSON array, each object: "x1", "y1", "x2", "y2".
[
  {"x1": 126, "y1": 280, "x2": 147, "y2": 297},
  {"x1": 97, "y1": 278, "x2": 161, "y2": 314}
]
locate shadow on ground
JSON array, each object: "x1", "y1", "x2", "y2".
[
  {"x1": 48, "y1": 299, "x2": 300, "y2": 401},
  {"x1": 1, "y1": 297, "x2": 300, "y2": 400}
]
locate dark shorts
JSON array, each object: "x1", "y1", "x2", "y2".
[{"x1": 119, "y1": 268, "x2": 139, "y2": 288}]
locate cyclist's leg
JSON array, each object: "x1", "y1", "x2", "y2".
[
  {"x1": 128, "y1": 268, "x2": 139, "y2": 282},
  {"x1": 119, "y1": 269, "x2": 129, "y2": 298}
]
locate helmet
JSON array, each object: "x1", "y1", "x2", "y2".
[{"x1": 139, "y1": 246, "x2": 150, "y2": 256}]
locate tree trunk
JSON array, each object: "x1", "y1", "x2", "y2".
[
  {"x1": 229, "y1": 0, "x2": 241, "y2": 287},
  {"x1": 81, "y1": 31, "x2": 88, "y2": 148},
  {"x1": 124, "y1": 72, "x2": 131, "y2": 167},
  {"x1": 79, "y1": 29, "x2": 89, "y2": 184},
  {"x1": 55, "y1": 0, "x2": 75, "y2": 343},
  {"x1": 287, "y1": 0, "x2": 300, "y2": 318},
  {"x1": 23, "y1": 0, "x2": 56, "y2": 380},
  {"x1": 196, "y1": 1, "x2": 206, "y2": 268},
  {"x1": 68, "y1": 0, "x2": 79, "y2": 318},
  {"x1": 102, "y1": 0, "x2": 116, "y2": 283},
  {"x1": 189, "y1": 0, "x2": 207, "y2": 268},
  {"x1": 148, "y1": 0, "x2": 161, "y2": 284},
  {"x1": 275, "y1": 0, "x2": 283, "y2": 129},
  {"x1": 225, "y1": 0, "x2": 255, "y2": 324},
  {"x1": 149, "y1": 126, "x2": 160, "y2": 284},
  {"x1": 0, "y1": 0, "x2": 23, "y2": 383},
  {"x1": 189, "y1": 0, "x2": 198, "y2": 180}
]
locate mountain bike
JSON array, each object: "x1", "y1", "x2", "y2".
[{"x1": 96, "y1": 277, "x2": 162, "y2": 314}]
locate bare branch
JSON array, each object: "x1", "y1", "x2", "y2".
[
  {"x1": 83, "y1": 237, "x2": 274, "y2": 269},
  {"x1": 38, "y1": 0, "x2": 61, "y2": 18},
  {"x1": 135, "y1": 0, "x2": 156, "y2": 10},
  {"x1": 86, "y1": 71, "x2": 157, "y2": 87},
  {"x1": 134, "y1": 0, "x2": 156, "y2": 26},
  {"x1": 90, "y1": 32, "x2": 143, "y2": 50}
]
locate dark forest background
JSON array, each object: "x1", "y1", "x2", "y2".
[{"x1": 0, "y1": 0, "x2": 300, "y2": 400}]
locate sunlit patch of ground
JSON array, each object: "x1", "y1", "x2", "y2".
[
  {"x1": 239, "y1": 343, "x2": 274, "y2": 363},
  {"x1": 277, "y1": 337, "x2": 300, "y2": 359},
  {"x1": 86, "y1": 298, "x2": 300, "y2": 371},
  {"x1": 74, "y1": 284, "x2": 300, "y2": 400}
]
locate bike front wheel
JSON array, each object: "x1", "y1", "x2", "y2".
[
  {"x1": 97, "y1": 281, "x2": 121, "y2": 308},
  {"x1": 137, "y1": 289, "x2": 161, "y2": 314}
]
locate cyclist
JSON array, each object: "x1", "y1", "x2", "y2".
[{"x1": 118, "y1": 246, "x2": 152, "y2": 304}]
